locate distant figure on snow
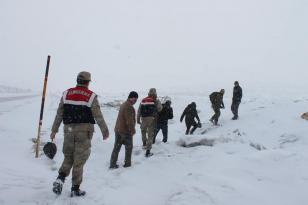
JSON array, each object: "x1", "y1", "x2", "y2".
[
  {"x1": 209, "y1": 89, "x2": 225, "y2": 125},
  {"x1": 153, "y1": 97, "x2": 173, "y2": 143},
  {"x1": 180, "y1": 102, "x2": 201, "y2": 135},
  {"x1": 231, "y1": 81, "x2": 242, "y2": 120}
]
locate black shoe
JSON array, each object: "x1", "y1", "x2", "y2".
[
  {"x1": 145, "y1": 150, "x2": 153, "y2": 157},
  {"x1": 52, "y1": 178, "x2": 64, "y2": 195},
  {"x1": 162, "y1": 139, "x2": 167, "y2": 143},
  {"x1": 123, "y1": 164, "x2": 131, "y2": 168},
  {"x1": 232, "y1": 116, "x2": 238, "y2": 120},
  {"x1": 109, "y1": 164, "x2": 119, "y2": 169},
  {"x1": 71, "y1": 190, "x2": 86, "y2": 197}
]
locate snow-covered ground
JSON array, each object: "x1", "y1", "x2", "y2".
[{"x1": 0, "y1": 87, "x2": 307, "y2": 205}]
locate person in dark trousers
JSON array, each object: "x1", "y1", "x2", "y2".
[
  {"x1": 209, "y1": 89, "x2": 225, "y2": 125},
  {"x1": 153, "y1": 100, "x2": 173, "y2": 143},
  {"x1": 180, "y1": 102, "x2": 201, "y2": 135},
  {"x1": 110, "y1": 91, "x2": 138, "y2": 169},
  {"x1": 231, "y1": 81, "x2": 242, "y2": 120}
]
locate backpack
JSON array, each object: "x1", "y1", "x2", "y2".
[{"x1": 209, "y1": 93, "x2": 216, "y2": 104}]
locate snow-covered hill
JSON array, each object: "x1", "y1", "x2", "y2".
[
  {"x1": 0, "y1": 88, "x2": 307, "y2": 205},
  {"x1": 0, "y1": 85, "x2": 31, "y2": 94}
]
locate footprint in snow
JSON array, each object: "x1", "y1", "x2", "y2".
[{"x1": 165, "y1": 187, "x2": 216, "y2": 205}]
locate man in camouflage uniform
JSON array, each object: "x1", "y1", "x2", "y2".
[
  {"x1": 137, "y1": 88, "x2": 162, "y2": 157},
  {"x1": 231, "y1": 81, "x2": 242, "y2": 120},
  {"x1": 110, "y1": 91, "x2": 138, "y2": 169},
  {"x1": 50, "y1": 71, "x2": 109, "y2": 197},
  {"x1": 209, "y1": 89, "x2": 225, "y2": 125}
]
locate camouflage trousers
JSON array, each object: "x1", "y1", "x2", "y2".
[
  {"x1": 110, "y1": 132, "x2": 133, "y2": 167},
  {"x1": 140, "y1": 117, "x2": 155, "y2": 150},
  {"x1": 58, "y1": 127, "x2": 92, "y2": 186}
]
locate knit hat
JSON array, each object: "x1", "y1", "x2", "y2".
[{"x1": 128, "y1": 91, "x2": 138, "y2": 99}]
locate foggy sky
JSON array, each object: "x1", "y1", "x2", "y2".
[{"x1": 0, "y1": 0, "x2": 307, "y2": 93}]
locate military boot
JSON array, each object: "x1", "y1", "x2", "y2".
[
  {"x1": 52, "y1": 174, "x2": 65, "y2": 195},
  {"x1": 109, "y1": 164, "x2": 119, "y2": 169},
  {"x1": 145, "y1": 150, "x2": 153, "y2": 157},
  {"x1": 123, "y1": 163, "x2": 131, "y2": 168},
  {"x1": 71, "y1": 185, "x2": 86, "y2": 197}
]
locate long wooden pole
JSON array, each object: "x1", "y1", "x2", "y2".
[{"x1": 35, "y1": 55, "x2": 51, "y2": 158}]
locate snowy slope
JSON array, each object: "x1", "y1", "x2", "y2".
[{"x1": 0, "y1": 88, "x2": 307, "y2": 205}]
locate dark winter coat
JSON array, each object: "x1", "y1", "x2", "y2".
[
  {"x1": 210, "y1": 92, "x2": 225, "y2": 109},
  {"x1": 157, "y1": 103, "x2": 173, "y2": 124},
  {"x1": 180, "y1": 103, "x2": 200, "y2": 125},
  {"x1": 232, "y1": 85, "x2": 242, "y2": 102}
]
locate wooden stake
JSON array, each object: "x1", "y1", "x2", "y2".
[{"x1": 35, "y1": 55, "x2": 51, "y2": 158}]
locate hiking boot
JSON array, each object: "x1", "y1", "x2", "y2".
[
  {"x1": 52, "y1": 178, "x2": 64, "y2": 195},
  {"x1": 109, "y1": 164, "x2": 119, "y2": 169},
  {"x1": 71, "y1": 185, "x2": 86, "y2": 197},
  {"x1": 145, "y1": 150, "x2": 153, "y2": 157}
]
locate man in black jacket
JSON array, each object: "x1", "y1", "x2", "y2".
[
  {"x1": 180, "y1": 102, "x2": 201, "y2": 135},
  {"x1": 231, "y1": 81, "x2": 242, "y2": 120},
  {"x1": 153, "y1": 100, "x2": 173, "y2": 143},
  {"x1": 209, "y1": 89, "x2": 225, "y2": 125}
]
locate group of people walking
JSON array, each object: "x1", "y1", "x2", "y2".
[
  {"x1": 180, "y1": 81, "x2": 243, "y2": 135},
  {"x1": 49, "y1": 71, "x2": 242, "y2": 197}
]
